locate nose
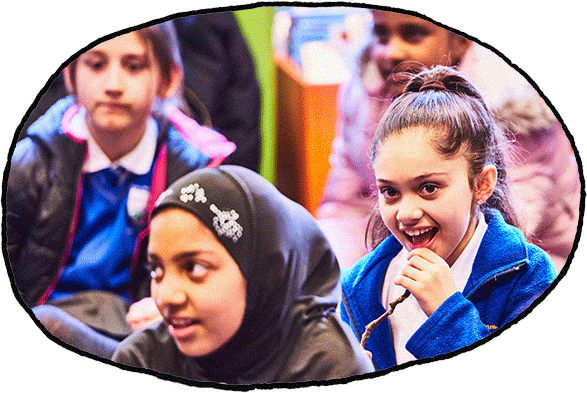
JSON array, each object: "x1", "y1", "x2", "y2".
[
  {"x1": 396, "y1": 196, "x2": 423, "y2": 225},
  {"x1": 154, "y1": 273, "x2": 187, "y2": 309},
  {"x1": 104, "y1": 65, "x2": 124, "y2": 97},
  {"x1": 381, "y1": 36, "x2": 408, "y2": 64}
]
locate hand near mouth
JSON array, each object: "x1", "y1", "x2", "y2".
[
  {"x1": 393, "y1": 248, "x2": 457, "y2": 317},
  {"x1": 126, "y1": 297, "x2": 163, "y2": 332}
]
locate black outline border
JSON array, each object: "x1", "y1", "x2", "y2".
[{"x1": 1, "y1": 1, "x2": 584, "y2": 391}]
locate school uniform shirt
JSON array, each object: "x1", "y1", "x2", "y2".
[
  {"x1": 113, "y1": 166, "x2": 375, "y2": 385},
  {"x1": 49, "y1": 110, "x2": 158, "y2": 302},
  {"x1": 7, "y1": 96, "x2": 235, "y2": 308},
  {"x1": 340, "y1": 209, "x2": 556, "y2": 371}
]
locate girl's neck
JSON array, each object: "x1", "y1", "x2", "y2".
[
  {"x1": 446, "y1": 211, "x2": 480, "y2": 267},
  {"x1": 87, "y1": 123, "x2": 147, "y2": 163}
]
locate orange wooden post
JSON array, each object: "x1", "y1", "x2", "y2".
[{"x1": 274, "y1": 55, "x2": 340, "y2": 216}]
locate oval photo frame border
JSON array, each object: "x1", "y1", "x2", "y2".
[{"x1": 1, "y1": 1, "x2": 584, "y2": 391}]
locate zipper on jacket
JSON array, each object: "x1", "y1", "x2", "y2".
[{"x1": 465, "y1": 261, "x2": 527, "y2": 300}]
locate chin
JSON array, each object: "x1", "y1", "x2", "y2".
[{"x1": 176, "y1": 341, "x2": 213, "y2": 358}]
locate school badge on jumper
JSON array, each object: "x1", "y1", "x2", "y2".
[{"x1": 127, "y1": 185, "x2": 150, "y2": 229}]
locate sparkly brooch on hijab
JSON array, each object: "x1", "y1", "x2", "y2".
[
  {"x1": 177, "y1": 182, "x2": 243, "y2": 243},
  {"x1": 210, "y1": 204, "x2": 243, "y2": 243},
  {"x1": 180, "y1": 183, "x2": 207, "y2": 203}
]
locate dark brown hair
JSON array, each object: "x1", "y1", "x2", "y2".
[
  {"x1": 367, "y1": 66, "x2": 519, "y2": 250},
  {"x1": 66, "y1": 21, "x2": 183, "y2": 99}
]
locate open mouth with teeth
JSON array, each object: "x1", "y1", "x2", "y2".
[{"x1": 403, "y1": 227, "x2": 438, "y2": 249}]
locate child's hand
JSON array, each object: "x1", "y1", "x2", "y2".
[
  {"x1": 393, "y1": 248, "x2": 457, "y2": 317},
  {"x1": 126, "y1": 297, "x2": 163, "y2": 332}
]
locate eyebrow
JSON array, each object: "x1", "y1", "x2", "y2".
[
  {"x1": 376, "y1": 172, "x2": 449, "y2": 185},
  {"x1": 414, "y1": 172, "x2": 449, "y2": 181},
  {"x1": 148, "y1": 250, "x2": 209, "y2": 263},
  {"x1": 83, "y1": 49, "x2": 148, "y2": 59}
]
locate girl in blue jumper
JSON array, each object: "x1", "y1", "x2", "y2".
[
  {"x1": 7, "y1": 22, "x2": 235, "y2": 359},
  {"x1": 340, "y1": 66, "x2": 556, "y2": 371}
]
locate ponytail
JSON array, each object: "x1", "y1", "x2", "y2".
[{"x1": 367, "y1": 66, "x2": 519, "y2": 250}]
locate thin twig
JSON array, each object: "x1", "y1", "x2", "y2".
[{"x1": 360, "y1": 289, "x2": 411, "y2": 348}]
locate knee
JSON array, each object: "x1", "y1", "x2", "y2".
[{"x1": 32, "y1": 304, "x2": 73, "y2": 334}]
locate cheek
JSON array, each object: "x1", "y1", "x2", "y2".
[
  {"x1": 378, "y1": 201, "x2": 399, "y2": 231},
  {"x1": 371, "y1": 44, "x2": 384, "y2": 59},
  {"x1": 408, "y1": 45, "x2": 438, "y2": 65},
  {"x1": 130, "y1": 80, "x2": 156, "y2": 103},
  {"x1": 435, "y1": 200, "x2": 474, "y2": 245},
  {"x1": 202, "y1": 277, "x2": 246, "y2": 319},
  {"x1": 199, "y1": 280, "x2": 246, "y2": 344},
  {"x1": 149, "y1": 280, "x2": 166, "y2": 313},
  {"x1": 422, "y1": 41, "x2": 451, "y2": 64}
]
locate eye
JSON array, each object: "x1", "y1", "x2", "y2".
[
  {"x1": 127, "y1": 61, "x2": 146, "y2": 72},
  {"x1": 184, "y1": 260, "x2": 210, "y2": 282},
  {"x1": 373, "y1": 23, "x2": 390, "y2": 45},
  {"x1": 83, "y1": 57, "x2": 106, "y2": 72},
  {"x1": 124, "y1": 57, "x2": 148, "y2": 73},
  {"x1": 420, "y1": 183, "x2": 439, "y2": 196},
  {"x1": 147, "y1": 262, "x2": 164, "y2": 282},
  {"x1": 379, "y1": 186, "x2": 399, "y2": 200},
  {"x1": 399, "y1": 25, "x2": 430, "y2": 45}
]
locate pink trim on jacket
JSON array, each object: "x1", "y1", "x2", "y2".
[
  {"x1": 166, "y1": 106, "x2": 236, "y2": 167},
  {"x1": 38, "y1": 104, "x2": 234, "y2": 304},
  {"x1": 61, "y1": 104, "x2": 85, "y2": 142},
  {"x1": 130, "y1": 145, "x2": 167, "y2": 294}
]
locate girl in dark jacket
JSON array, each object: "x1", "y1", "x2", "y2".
[{"x1": 6, "y1": 22, "x2": 234, "y2": 358}]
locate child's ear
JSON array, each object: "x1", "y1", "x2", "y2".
[
  {"x1": 159, "y1": 64, "x2": 183, "y2": 99},
  {"x1": 63, "y1": 65, "x2": 75, "y2": 95},
  {"x1": 475, "y1": 165, "x2": 497, "y2": 204}
]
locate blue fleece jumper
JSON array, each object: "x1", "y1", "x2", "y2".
[{"x1": 340, "y1": 209, "x2": 556, "y2": 371}]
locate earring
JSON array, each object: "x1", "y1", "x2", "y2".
[{"x1": 477, "y1": 199, "x2": 483, "y2": 205}]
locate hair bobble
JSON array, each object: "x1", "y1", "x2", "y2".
[{"x1": 419, "y1": 79, "x2": 447, "y2": 92}]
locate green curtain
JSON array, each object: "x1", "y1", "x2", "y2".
[{"x1": 234, "y1": 7, "x2": 276, "y2": 183}]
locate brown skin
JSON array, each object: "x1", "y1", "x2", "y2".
[{"x1": 369, "y1": 10, "x2": 471, "y2": 99}]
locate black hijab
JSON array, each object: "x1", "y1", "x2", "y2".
[{"x1": 118, "y1": 165, "x2": 373, "y2": 385}]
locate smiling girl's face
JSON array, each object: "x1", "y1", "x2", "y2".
[
  {"x1": 373, "y1": 127, "x2": 479, "y2": 266},
  {"x1": 148, "y1": 208, "x2": 247, "y2": 357}
]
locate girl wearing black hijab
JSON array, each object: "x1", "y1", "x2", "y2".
[{"x1": 112, "y1": 166, "x2": 374, "y2": 385}]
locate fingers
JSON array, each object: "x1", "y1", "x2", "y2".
[
  {"x1": 407, "y1": 247, "x2": 446, "y2": 265},
  {"x1": 392, "y1": 250, "x2": 441, "y2": 284},
  {"x1": 392, "y1": 248, "x2": 457, "y2": 316},
  {"x1": 126, "y1": 297, "x2": 163, "y2": 332}
]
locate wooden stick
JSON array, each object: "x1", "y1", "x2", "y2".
[{"x1": 360, "y1": 289, "x2": 411, "y2": 348}]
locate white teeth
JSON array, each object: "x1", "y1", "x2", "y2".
[{"x1": 404, "y1": 227, "x2": 432, "y2": 237}]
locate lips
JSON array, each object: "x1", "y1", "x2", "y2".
[
  {"x1": 165, "y1": 317, "x2": 200, "y2": 339},
  {"x1": 98, "y1": 102, "x2": 130, "y2": 111},
  {"x1": 403, "y1": 227, "x2": 438, "y2": 249}
]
